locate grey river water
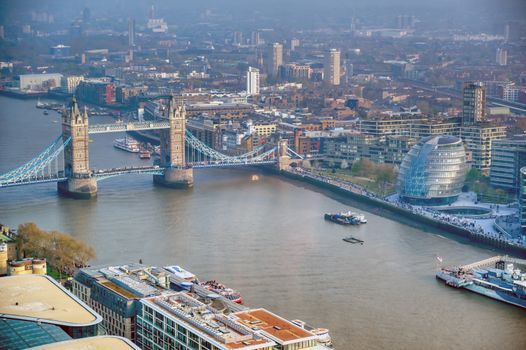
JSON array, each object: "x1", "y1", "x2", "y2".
[{"x1": 0, "y1": 96, "x2": 524, "y2": 350}]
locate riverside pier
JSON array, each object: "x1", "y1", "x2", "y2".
[{"x1": 436, "y1": 256, "x2": 526, "y2": 309}]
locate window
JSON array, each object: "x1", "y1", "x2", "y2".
[{"x1": 188, "y1": 339, "x2": 198, "y2": 350}]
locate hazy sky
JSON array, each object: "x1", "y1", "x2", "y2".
[{"x1": 1, "y1": 0, "x2": 524, "y2": 30}]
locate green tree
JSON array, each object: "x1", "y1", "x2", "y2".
[
  {"x1": 375, "y1": 164, "x2": 396, "y2": 194},
  {"x1": 466, "y1": 168, "x2": 482, "y2": 183},
  {"x1": 351, "y1": 159, "x2": 363, "y2": 174},
  {"x1": 351, "y1": 159, "x2": 375, "y2": 177},
  {"x1": 16, "y1": 223, "x2": 95, "y2": 278}
]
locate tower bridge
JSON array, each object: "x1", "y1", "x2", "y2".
[{"x1": 1, "y1": 97, "x2": 300, "y2": 198}]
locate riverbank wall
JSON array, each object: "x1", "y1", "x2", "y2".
[
  {"x1": 0, "y1": 90, "x2": 47, "y2": 99},
  {"x1": 280, "y1": 170, "x2": 526, "y2": 258}
]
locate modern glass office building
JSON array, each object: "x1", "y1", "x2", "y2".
[{"x1": 398, "y1": 135, "x2": 467, "y2": 205}]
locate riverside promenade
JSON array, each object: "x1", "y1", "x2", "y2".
[{"x1": 283, "y1": 167, "x2": 526, "y2": 256}]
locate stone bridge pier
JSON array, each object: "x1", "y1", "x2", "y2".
[
  {"x1": 277, "y1": 139, "x2": 293, "y2": 171},
  {"x1": 57, "y1": 97, "x2": 97, "y2": 199},
  {"x1": 153, "y1": 96, "x2": 194, "y2": 189}
]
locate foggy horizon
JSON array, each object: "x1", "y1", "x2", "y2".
[{"x1": 1, "y1": 0, "x2": 525, "y2": 30}]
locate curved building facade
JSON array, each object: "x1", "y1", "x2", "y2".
[{"x1": 398, "y1": 135, "x2": 467, "y2": 205}]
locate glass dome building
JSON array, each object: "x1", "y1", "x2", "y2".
[{"x1": 397, "y1": 135, "x2": 467, "y2": 205}]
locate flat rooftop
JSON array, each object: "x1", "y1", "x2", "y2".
[
  {"x1": 80, "y1": 264, "x2": 164, "y2": 299},
  {"x1": 0, "y1": 274, "x2": 101, "y2": 326},
  {"x1": 78, "y1": 262, "x2": 146, "y2": 278},
  {"x1": 98, "y1": 279, "x2": 138, "y2": 299},
  {"x1": 234, "y1": 309, "x2": 315, "y2": 345},
  {"x1": 145, "y1": 293, "x2": 274, "y2": 349},
  {"x1": 27, "y1": 336, "x2": 141, "y2": 350}
]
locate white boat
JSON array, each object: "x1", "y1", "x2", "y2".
[
  {"x1": 113, "y1": 136, "x2": 140, "y2": 153},
  {"x1": 164, "y1": 265, "x2": 198, "y2": 283},
  {"x1": 354, "y1": 213, "x2": 368, "y2": 224},
  {"x1": 291, "y1": 319, "x2": 333, "y2": 347},
  {"x1": 332, "y1": 211, "x2": 367, "y2": 224}
]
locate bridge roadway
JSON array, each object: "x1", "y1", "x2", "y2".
[
  {"x1": 190, "y1": 160, "x2": 277, "y2": 168},
  {"x1": 1, "y1": 159, "x2": 280, "y2": 187},
  {"x1": 93, "y1": 161, "x2": 278, "y2": 177},
  {"x1": 0, "y1": 175, "x2": 68, "y2": 188},
  {"x1": 88, "y1": 121, "x2": 170, "y2": 134},
  {"x1": 92, "y1": 166, "x2": 164, "y2": 179}
]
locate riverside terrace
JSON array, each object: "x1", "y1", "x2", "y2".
[
  {"x1": 386, "y1": 192, "x2": 525, "y2": 246},
  {"x1": 287, "y1": 168, "x2": 526, "y2": 253}
]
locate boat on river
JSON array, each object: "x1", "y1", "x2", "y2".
[
  {"x1": 324, "y1": 211, "x2": 367, "y2": 225},
  {"x1": 113, "y1": 136, "x2": 140, "y2": 153},
  {"x1": 164, "y1": 265, "x2": 243, "y2": 304},
  {"x1": 291, "y1": 319, "x2": 333, "y2": 348},
  {"x1": 139, "y1": 150, "x2": 151, "y2": 159},
  {"x1": 436, "y1": 257, "x2": 526, "y2": 309},
  {"x1": 200, "y1": 280, "x2": 243, "y2": 304}
]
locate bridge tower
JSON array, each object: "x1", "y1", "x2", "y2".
[
  {"x1": 57, "y1": 97, "x2": 97, "y2": 198},
  {"x1": 153, "y1": 96, "x2": 193, "y2": 188},
  {"x1": 277, "y1": 139, "x2": 292, "y2": 171}
]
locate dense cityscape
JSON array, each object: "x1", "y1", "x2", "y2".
[{"x1": 0, "y1": 1, "x2": 526, "y2": 349}]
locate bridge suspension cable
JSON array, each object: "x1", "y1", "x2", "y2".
[
  {"x1": 0, "y1": 136, "x2": 71, "y2": 187},
  {"x1": 286, "y1": 148, "x2": 304, "y2": 159},
  {"x1": 0, "y1": 135, "x2": 64, "y2": 181},
  {"x1": 184, "y1": 130, "x2": 275, "y2": 163},
  {"x1": 1, "y1": 127, "x2": 299, "y2": 188}
]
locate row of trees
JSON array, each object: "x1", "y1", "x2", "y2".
[
  {"x1": 350, "y1": 159, "x2": 397, "y2": 185},
  {"x1": 16, "y1": 223, "x2": 95, "y2": 278},
  {"x1": 301, "y1": 158, "x2": 397, "y2": 194},
  {"x1": 464, "y1": 168, "x2": 512, "y2": 204}
]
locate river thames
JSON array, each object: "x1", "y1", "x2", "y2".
[{"x1": 0, "y1": 96, "x2": 524, "y2": 350}]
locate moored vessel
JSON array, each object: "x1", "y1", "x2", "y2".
[
  {"x1": 324, "y1": 211, "x2": 366, "y2": 225},
  {"x1": 164, "y1": 265, "x2": 198, "y2": 283},
  {"x1": 36, "y1": 99, "x2": 65, "y2": 111},
  {"x1": 200, "y1": 280, "x2": 243, "y2": 304},
  {"x1": 113, "y1": 136, "x2": 140, "y2": 153},
  {"x1": 163, "y1": 265, "x2": 244, "y2": 304},
  {"x1": 436, "y1": 256, "x2": 526, "y2": 309},
  {"x1": 291, "y1": 319, "x2": 333, "y2": 347},
  {"x1": 342, "y1": 236, "x2": 364, "y2": 244},
  {"x1": 139, "y1": 150, "x2": 151, "y2": 159}
]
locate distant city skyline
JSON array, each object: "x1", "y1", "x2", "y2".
[
  {"x1": 1, "y1": 0, "x2": 525, "y2": 30},
  {"x1": 1, "y1": 0, "x2": 526, "y2": 348}
]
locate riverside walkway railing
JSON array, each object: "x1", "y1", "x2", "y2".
[{"x1": 287, "y1": 167, "x2": 526, "y2": 252}]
